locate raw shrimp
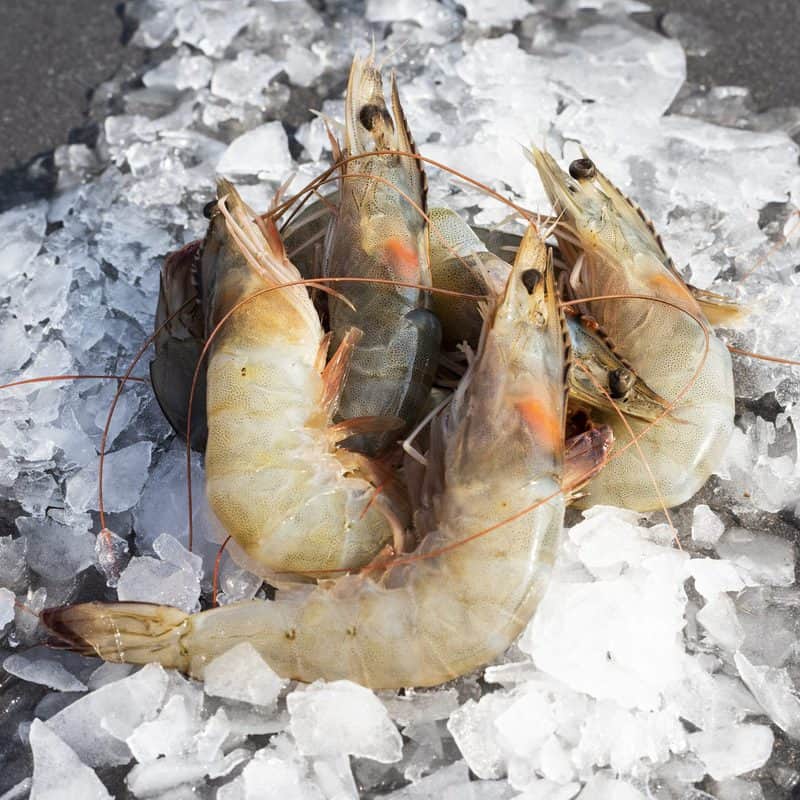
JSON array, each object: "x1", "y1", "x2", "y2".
[
  {"x1": 427, "y1": 206, "x2": 668, "y2": 424},
  {"x1": 531, "y1": 148, "x2": 734, "y2": 511},
  {"x1": 43, "y1": 226, "x2": 570, "y2": 689},
  {"x1": 324, "y1": 54, "x2": 441, "y2": 455},
  {"x1": 199, "y1": 179, "x2": 406, "y2": 576}
]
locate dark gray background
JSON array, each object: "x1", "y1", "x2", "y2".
[{"x1": 0, "y1": 0, "x2": 798, "y2": 208}]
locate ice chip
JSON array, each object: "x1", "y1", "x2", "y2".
[
  {"x1": 29, "y1": 719, "x2": 112, "y2": 800},
  {"x1": 216, "y1": 121, "x2": 293, "y2": 181},
  {"x1": 204, "y1": 642, "x2": 286, "y2": 707},
  {"x1": 17, "y1": 516, "x2": 96, "y2": 584},
  {"x1": 0, "y1": 586, "x2": 16, "y2": 628},
  {"x1": 577, "y1": 774, "x2": 646, "y2": 799},
  {"x1": 94, "y1": 528, "x2": 130, "y2": 587},
  {"x1": 696, "y1": 593, "x2": 746, "y2": 651},
  {"x1": 734, "y1": 652, "x2": 800, "y2": 740},
  {"x1": 715, "y1": 528, "x2": 795, "y2": 587},
  {"x1": 447, "y1": 693, "x2": 514, "y2": 779},
  {"x1": 3, "y1": 652, "x2": 88, "y2": 692},
  {"x1": 66, "y1": 441, "x2": 153, "y2": 513},
  {"x1": 47, "y1": 662, "x2": 169, "y2": 768},
  {"x1": 692, "y1": 505, "x2": 725, "y2": 547},
  {"x1": 0, "y1": 200, "x2": 48, "y2": 284},
  {"x1": 288, "y1": 680, "x2": 403, "y2": 763},
  {"x1": 687, "y1": 558, "x2": 745, "y2": 599},
  {"x1": 689, "y1": 724, "x2": 773, "y2": 780}
]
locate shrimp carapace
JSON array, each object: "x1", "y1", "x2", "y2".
[
  {"x1": 531, "y1": 147, "x2": 734, "y2": 511},
  {"x1": 43, "y1": 224, "x2": 571, "y2": 689},
  {"x1": 200, "y1": 179, "x2": 407, "y2": 577},
  {"x1": 325, "y1": 54, "x2": 441, "y2": 456}
]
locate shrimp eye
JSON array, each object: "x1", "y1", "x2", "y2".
[
  {"x1": 569, "y1": 158, "x2": 596, "y2": 180},
  {"x1": 203, "y1": 199, "x2": 217, "y2": 219},
  {"x1": 521, "y1": 269, "x2": 541, "y2": 294},
  {"x1": 609, "y1": 368, "x2": 635, "y2": 399},
  {"x1": 359, "y1": 103, "x2": 393, "y2": 132}
]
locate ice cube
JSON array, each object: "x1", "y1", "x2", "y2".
[
  {"x1": 126, "y1": 694, "x2": 201, "y2": 762},
  {"x1": 692, "y1": 505, "x2": 725, "y2": 548},
  {"x1": 3, "y1": 652, "x2": 88, "y2": 692},
  {"x1": 715, "y1": 528, "x2": 795, "y2": 587},
  {"x1": 0, "y1": 535, "x2": 28, "y2": 592},
  {"x1": 204, "y1": 642, "x2": 286, "y2": 707},
  {"x1": 0, "y1": 586, "x2": 16, "y2": 628},
  {"x1": 28, "y1": 718, "x2": 111, "y2": 800},
  {"x1": 687, "y1": 558, "x2": 745, "y2": 599},
  {"x1": 66, "y1": 441, "x2": 153, "y2": 513},
  {"x1": 0, "y1": 200, "x2": 48, "y2": 284},
  {"x1": 712, "y1": 778, "x2": 765, "y2": 800},
  {"x1": 125, "y1": 748, "x2": 248, "y2": 798},
  {"x1": 447, "y1": 692, "x2": 514, "y2": 779},
  {"x1": 688, "y1": 724, "x2": 773, "y2": 780},
  {"x1": 288, "y1": 680, "x2": 403, "y2": 763},
  {"x1": 117, "y1": 533, "x2": 202, "y2": 613},
  {"x1": 734, "y1": 652, "x2": 800, "y2": 740},
  {"x1": 216, "y1": 121, "x2": 293, "y2": 181},
  {"x1": 47, "y1": 662, "x2": 169, "y2": 767},
  {"x1": 520, "y1": 558, "x2": 688, "y2": 710},
  {"x1": 696, "y1": 593, "x2": 746, "y2": 652},
  {"x1": 16, "y1": 516, "x2": 95, "y2": 584}
]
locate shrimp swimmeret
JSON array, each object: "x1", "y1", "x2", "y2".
[
  {"x1": 43, "y1": 226, "x2": 572, "y2": 689},
  {"x1": 196, "y1": 179, "x2": 407, "y2": 577}
]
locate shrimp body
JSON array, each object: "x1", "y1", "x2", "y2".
[
  {"x1": 43, "y1": 227, "x2": 567, "y2": 689},
  {"x1": 532, "y1": 150, "x2": 734, "y2": 511},
  {"x1": 325, "y1": 55, "x2": 441, "y2": 455},
  {"x1": 200, "y1": 180, "x2": 402, "y2": 576}
]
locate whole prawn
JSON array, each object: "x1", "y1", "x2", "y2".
[
  {"x1": 198, "y1": 179, "x2": 406, "y2": 576},
  {"x1": 43, "y1": 226, "x2": 569, "y2": 689},
  {"x1": 323, "y1": 54, "x2": 441, "y2": 455},
  {"x1": 532, "y1": 149, "x2": 734, "y2": 511}
]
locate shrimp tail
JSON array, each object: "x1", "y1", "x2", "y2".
[
  {"x1": 689, "y1": 285, "x2": 750, "y2": 327},
  {"x1": 41, "y1": 602, "x2": 190, "y2": 670}
]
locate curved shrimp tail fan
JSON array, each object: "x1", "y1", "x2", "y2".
[{"x1": 41, "y1": 602, "x2": 190, "y2": 670}]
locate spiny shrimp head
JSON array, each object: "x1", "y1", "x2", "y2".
[
  {"x1": 530, "y1": 148, "x2": 617, "y2": 253},
  {"x1": 347, "y1": 55, "x2": 395, "y2": 153},
  {"x1": 497, "y1": 229, "x2": 554, "y2": 332}
]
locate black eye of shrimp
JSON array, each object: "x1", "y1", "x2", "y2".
[
  {"x1": 203, "y1": 199, "x2": 217, "y2": 219},
  {"x1": 609, "y1": 367, "x2": 635, "y2": 399},
  {"x1": 359, "y1": 104, "x2": 393, "y2": 132},
  {"x1": 521, "y1": 269, "x2": 541, "y2": 294},
  {"x1": 569, "y1": 158, "x2": 596, "y2": 180}
]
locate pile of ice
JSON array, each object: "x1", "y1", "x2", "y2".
[{"x1": 2, "y1": 0, "x2": 800, "y2": 797}]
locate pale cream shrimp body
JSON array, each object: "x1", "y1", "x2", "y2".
[
  {"x1": 198, "y1": 180, "x2": 404, "y2": 576},
  {"x1": 43, "y1": 227, "x2": 568, "y2": 689},
  {"x1": 532, "y1": 149, "x2": 734, "y2": 511}
]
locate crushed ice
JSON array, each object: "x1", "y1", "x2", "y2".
[{"x1": 1, "y1": 0, "x2": 800, "y2": 798}]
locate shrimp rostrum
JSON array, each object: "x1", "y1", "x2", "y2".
[
  {"x1": 532, "y1": 149, "x2": 734, "y2": 511},
  {"x1": 43, "y1": 226, "x2": 569, "y2": 689},
  {"x1": 198, "y1": 180, "x2": 408, "y2": 576}
]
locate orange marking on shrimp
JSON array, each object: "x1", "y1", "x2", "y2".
[
  {"x1": 515, "y1": 397, "x2": 562, "y2": 450},
  {"x1": 383, "y1": 236, "x2": 420, "y2": 280}
]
